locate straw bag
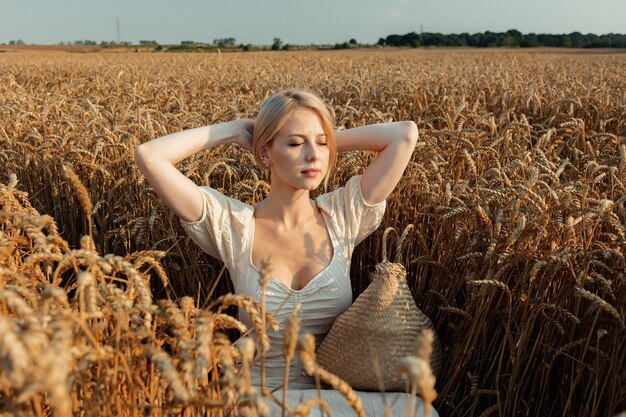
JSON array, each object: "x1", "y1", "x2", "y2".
[{"x1": 316, "y1": 225, "x2": 443, "y2": 391}]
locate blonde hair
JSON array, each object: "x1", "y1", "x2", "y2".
[{"x1": 253, "y1": 89, "x2": 337, "y2": 190}]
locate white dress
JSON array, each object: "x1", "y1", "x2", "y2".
[{"x1": 180, "y1": 175, "x2": 439, "y2": 417}]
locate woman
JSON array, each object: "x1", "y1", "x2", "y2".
[{"x1": 135, "y1": 89, "x2": 437, "y2": 416}]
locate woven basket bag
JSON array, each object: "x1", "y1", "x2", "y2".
[{"x1": 316, "y1": 225, "x2": 443, "y2": 391}]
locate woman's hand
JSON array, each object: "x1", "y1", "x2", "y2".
[{"x1": 233, "y1": 118, "x2": 255, "y2": 152}]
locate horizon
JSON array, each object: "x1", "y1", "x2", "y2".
[{"x1": 2, "y1": 28, "x2": 624, "y2": 47}]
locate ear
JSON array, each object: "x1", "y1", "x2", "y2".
[
  {"x1": 259, "y1": 147, "x2": 271, "y2": 168},
  {"x1": 260, "y1": 147, "x2": 270, "y2": 160}
]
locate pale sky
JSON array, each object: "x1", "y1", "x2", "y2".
[{"x1": 1, "y1": 0, "x2": 625, "y2": 45}]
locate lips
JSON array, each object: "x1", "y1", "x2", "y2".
[{"x1": 301, "y1": 168, "x2": 321, "y2": 173}]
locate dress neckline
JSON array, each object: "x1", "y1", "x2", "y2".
[{"x1": 247, "y1": 198, "x2": 336, "y2": 293}]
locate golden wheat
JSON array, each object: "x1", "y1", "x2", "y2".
[{"x1": 0, "y1": 48, "x2": 624, "y2": 417}]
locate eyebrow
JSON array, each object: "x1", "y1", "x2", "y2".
[{"x1": 287, "y1": 133, "x2": 327, "y2": 138}]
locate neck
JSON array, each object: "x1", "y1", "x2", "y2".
[{"x1": 254, "y1": 183, "x2": 316, "y2": 231}]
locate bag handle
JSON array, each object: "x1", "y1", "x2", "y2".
[{"x1": 381, "y1": 224, "x2": 415, "y2": 263}]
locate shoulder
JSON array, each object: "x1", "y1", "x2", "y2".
[
  {"x1": 180, "y1": 186, "x2": 251, "y2": 225},
  {"x1": 178, "y1": 185, "x2": 253, "y2": 263},
  {"x1": 316, "y1": 175, "x2": 386, "y2": 249}
]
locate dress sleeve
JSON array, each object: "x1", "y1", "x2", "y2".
[
  {"x1": 178, "y1": 186, "x2": 244, "y2": 267},
  {"x1": 337, "y1": 175, "x2": 387, "y2": 251}
]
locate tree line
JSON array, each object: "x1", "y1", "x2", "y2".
[
  {"x1": 5, "y1": 29, "x2": 625, "y2": 49},
  {"x1": 377, "y1": 30, "x2": 626, "y2": 48}
]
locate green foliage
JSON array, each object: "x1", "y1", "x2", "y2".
[
  {"x1": 379, "y1": 29, "x2": 626, "y2": 48},
  {"x1": 333, "y1": 42, "x2": 350, "y2": 50},
  {"x1": 271, "y1": 38, "x2": 283, "y2": 50},
  {"x1": 213, "y1": 37, "x2": 236, "y2": 47},
  {"x1": 74, "y1": 40, "x2": 97, "y2": 45}
]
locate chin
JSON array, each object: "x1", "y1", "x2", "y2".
[
  {"x1": 291, "y1": 177, "x2": 323, "y2": 191},
  {"x1": 274, "y1": 171, "x2": 325, "y2": 191},
  {"x1": 299, "y1": 181, "x2": 322, "y2": 190}
]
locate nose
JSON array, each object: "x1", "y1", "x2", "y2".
[{"x1": 306, "y1": 143, "x2": 321, "y2": 162}]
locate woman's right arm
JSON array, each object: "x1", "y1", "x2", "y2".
[{"x1": 134, "y1": 119, "x2": 254, "y2": 222}]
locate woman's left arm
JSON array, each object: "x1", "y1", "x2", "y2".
[{"x1": 334, "y1": 121, "x2": 419, "y2": 205}]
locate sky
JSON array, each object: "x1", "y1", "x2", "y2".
[{"x1": 1, "y1": 0, "x2": 625, "y2": 46}]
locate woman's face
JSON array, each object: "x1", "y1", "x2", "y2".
[{"x1": 263, "y1": 107, "x2": 330, "y2": 191}]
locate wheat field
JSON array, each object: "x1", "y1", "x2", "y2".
[{"x1": 0, "y1": 48, "x2": 625, "y2": 417}]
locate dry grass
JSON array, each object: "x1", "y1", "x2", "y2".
[{"x1": 0, "y1": 48, "x2": 625, "y2": 416}]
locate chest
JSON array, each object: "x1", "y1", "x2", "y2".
[{"x1": 251, "y1": 215, "x2": 335, "y2": 291}]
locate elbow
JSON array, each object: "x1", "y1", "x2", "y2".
[
  {"x1": 403, "y1": 121, "x2": 419, "y2": 144},
  {"x1": 133, "y1": 144, "x2": 145, "y2": 165},
  {"x1": 134, "y1": 143, "x2": 153, "y2": 170}
]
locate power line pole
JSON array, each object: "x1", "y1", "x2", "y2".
[{"x1": 116, "y1": 17, "x2": 121, "y2": 43}]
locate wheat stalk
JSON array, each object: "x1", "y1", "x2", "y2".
[{"x1": 298, "y1": 333, "x2": 365, "y2": 417}]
